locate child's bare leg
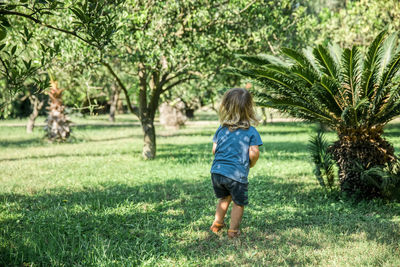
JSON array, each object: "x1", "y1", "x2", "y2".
[
  {"x1": 229, "y1": 202, "x2": 244, "y2": 230},
  {"x1": 214, "y1": 195, "x2": 232, "y2": 224}
]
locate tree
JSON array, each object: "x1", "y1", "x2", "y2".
[
  {"x1": 232, "y1": 31, "x2": 400, "y2": 198},
  {"x1": 0, "y1": 0, "x2": 123, "y2": 106},
  {"x1": 45, "y1": 79, "x2": 71, "y2": 141},
  {"x1": 99, "y1": 0, "x2": 313, "y2": 159}
]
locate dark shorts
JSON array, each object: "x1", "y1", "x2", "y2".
[{"x1": 211, "y1": 173, "x2": 248, "y2": 206}]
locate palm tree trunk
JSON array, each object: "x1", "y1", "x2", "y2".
[
  {"x1": 330, "y1": 128, "x2": 396, "y2": 197},
  {"x1": 46, "y1": 80, "x2": 71, "y2": 141}
]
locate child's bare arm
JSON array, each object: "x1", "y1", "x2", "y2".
[
  {"x1": 212, "y1": 142, "x2": 217, "y2": 155},
  {"x1": 249, "y1": 145, "x2": 260, "y2": 168}
]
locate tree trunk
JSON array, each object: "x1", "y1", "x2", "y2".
[
  {"x1": 141, "y1": 117, "x2": 156, "y2": 159},
  {"x1": 26, "y1": 95, "x2": 44, "y2": 133},
  {"x1": 109, "y1": 82, "x2": 120, "y2": 122},
  {"x1": 103, "y1": 61, "x2": 191, "y2": 160},
  {"x1": 136, "y1": 63, "x2": 160, "y2": 160},
  {"x1": 329, "y1": 127, "x2": 396, "y2": 198},
  {"x1": 261, "y1": 107, "x2": 267, "y2": 125}
]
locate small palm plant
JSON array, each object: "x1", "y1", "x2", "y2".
[
  {"x1": 308, "y1": 131, "x2": 336, "y2": 190},
  {"x1": 45, "y1": 79, "x2": 71, "y2": 141},
  {"x1": 231, "y1": 31, "x2": 400, "y2": 198}
]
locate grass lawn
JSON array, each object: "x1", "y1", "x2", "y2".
[{"x1": 1, "y1": 113, "x2": 400, "y2": 266}]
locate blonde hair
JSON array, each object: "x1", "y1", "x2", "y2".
[{"x1": 219, "y1": 88, "x2": 258, "y2": 131}]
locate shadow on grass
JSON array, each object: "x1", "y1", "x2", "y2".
[
  {"x1": 0, "y1": 138, "x2": 46, "y2": 148},
  {"x1": 0, "y1": 133, "x2": 142, "y2": 150},
  {"x1": 158, "y1": 131, "x2": 215, "y2": 138},
  {"x1": 72, "y1": 123, "x2": 141, "y2": 130},
  {"x1": 384, "y1": 122, "x2": 400, "y2": 138},
  {"x1": 156, "y1": 141, "x2": 309, "y2": 164},
  {"x1": 81, "y1": 134, "x2": 143, "y2": 143},
  {"x1": 0, "y1": 149, "x2": 137, "y2": 162},
  {"x1": 1, "y1": 176, "x2": 399, "y2": 266}
]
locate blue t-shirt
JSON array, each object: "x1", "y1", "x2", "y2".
[{"x1": 210, "y1": 125, "x2": 263, "y2": 184}]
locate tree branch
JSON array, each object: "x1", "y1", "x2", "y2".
[
  {"x1": 159, "y1": 72, "x2": 170, "y2": 87},
  {"x1": 163, "y1": 76, "x2": 197, "y2": 92},
  {"x1": 160, "y1": 71, "x2": 187, "y2": 87},
  {"x1": 102, "y1": 61, "x2": 139, "y2": 117},
  {"x1": 1, "y1": 10, "x2": 95, "y2": 47},
  {"x1": 238, "y1": 0, "x2": 257, "y2": 14}
]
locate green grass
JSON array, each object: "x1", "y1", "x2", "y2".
[{"x1": 1, "y1": 114, "x2": 400, "y2": 266}]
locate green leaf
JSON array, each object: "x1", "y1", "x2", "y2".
[
  {"x1": 0, "y1": 43, "x2": 5, "y2": 51},
  {"x1": 23, "y1": 25, "x2": 29, "y2": 38},
  {"x1": 70, "y1": 7, "x2": 87, "y2": 23},
  {"x1": 0, "y1": 17, "x2": 11, "y2": 28},
  {"x1": 0, "y1": 26, "x2": 6, "y2": 41},
  {"x1": 11, "y1": 45, "x2": 17, "y2": 55},
  {"x1": 23, "y1": 59, "x2": 32, "y2": 70}
]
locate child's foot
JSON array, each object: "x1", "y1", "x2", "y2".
[
  {"x1": 227, "y1": 229, "x2": 241, "y2": 238},
  {"x1": 210, "y1": 221, "x2": 226, "y2": 233}
]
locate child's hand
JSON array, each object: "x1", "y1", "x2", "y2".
[
  {"x1": 212, "y1": 142, "x2": 217, "y2": 155},
  {"x1": 249, "y1": 145, "x2": 260, "y2": 168}
]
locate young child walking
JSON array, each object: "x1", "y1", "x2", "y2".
[{"x1": 210, "y1": 88, "x2": 263, "y2": 238}]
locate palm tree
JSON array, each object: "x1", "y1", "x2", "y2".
[
  {"x1": 231, "y1": 31, "x2": 400, "y2": 198},
  {"x1": 45, "y1": 79, "x2": 71, "y2": 141}
]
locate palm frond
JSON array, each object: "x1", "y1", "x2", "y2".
[
  {"x1": 375, "y1": 82, "x2": 400, "y2": 123},
  {"x1": 341, "y1": 47, "x2": 363, "y2": 105},
  {"x1": 281, "y1": 47, "x2": 318, "y2": 72},
  {"x1": 262, "y1": 97, "x2": 334, "y2": 124},
  {"x1": 259, "y1": 54, "x2": 290, "y2": 67},
  {"x1": 290, "y1": 64, "x2": 319, "y2": 85},
  {"x1": 313, "y1": 45, "x2": 340, "y2": 79},
  {"x1": 308, "y1": 131, "x2": 336, "y2": 189},
  {"x1": 303, "y1": 47, "x2": 323, "y2": 76},
  {"x1": 355, "y1": 98, "x2": 371, "y2": 125},
  {"x1": 341, "y1": 106, "x2": 356, "y2": 126},
  {"x1": 328, "y1": 43, "x2": 343, "y2": 69},
  {"x1": 377, "y1": 33, "x2": 398, "y2": 83},
  {"x1": 316, "y1": 77, "x2": 344, "y2": 116},
  {"x1": 361, "y1": 30, "x2": 387, "y2": 99},
  {"x1": 375, "y1": 101, "x2": 400, "y2": 125},
  {"x1": 357, "y1": 163, "x2": 400, "y2": 200},
  {"x1": 381, "y1": 50, "x2": 400, "y2": 89},
  {"x1": 235, "y1": 54, "x2": 272, "y2": 66}
]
